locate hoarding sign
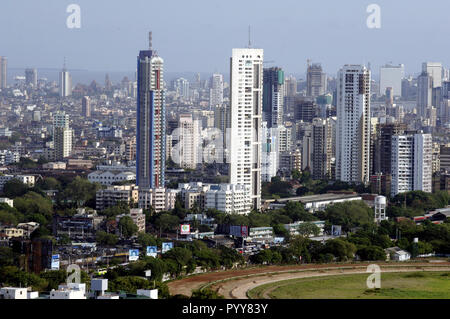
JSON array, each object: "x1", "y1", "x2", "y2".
[
  {"x1": 129, "y1": 249, "x2": 139, "y2": 261},
  {"x1": 162, "y1": 242, "x2": 173, "y2": 253},
  {"x1": 51, "y1": 254, "x2": 60, "y2": 270},
  {"x1": 180, "y1": 224, "x2": 191, "y2": 235},
  {"x1": 146, "y1": 246, "x2": 157, "y2": 257}
]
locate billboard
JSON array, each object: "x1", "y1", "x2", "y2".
[
  {"x1": 331, "y1": 225, "x2": 342, "y2": 237},
  {"x1": 230, "y1": 225, "x2": 248, "y2": 238},
  {"x1": 162, "y1": 242, "x2": 173, "y2": 253},
  {"x1": 129, "y1": 249, "x2": 139, "y2": 261},
  {"x1": 51, "y1": 254, "x2": 60, "y2": 270},
  {"x1": 146, "y1": 246, "x2": 158, "y2": 257},
  {"x1": 180, "y1": 224, "x2": 191, "y2": 235}
]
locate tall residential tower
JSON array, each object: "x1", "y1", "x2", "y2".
[
  {"x1": 136, "y1": 32, "x2": 166, "y2": 189},
  {"x1": 336, "y1": 65, "x2": 371, "y2": 185},
  {"x1": 229, "y1": 48, "x2": 263, "y2": 210}
]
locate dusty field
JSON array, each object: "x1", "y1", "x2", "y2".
[{"x1": 167, "y1": 262, "x2": 450, "y2": 298}]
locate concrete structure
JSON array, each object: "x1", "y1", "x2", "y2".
[
  {"x1": 0, "y1": 150, "x2": 20, "y2": 165},
  {"x1": 229, "y1": 48, "x2": 263, "y2": 210},
  {"x1": 261, "y1": 122, "x2": 278, "y2": 182},
  {"x1": 306, "y1": 62, "x2": 327, "y2": 98},
  {"x1": 374, "y1": 195, "x2": 387, "y2": 223},
  {"x1": 422, "y1": 62, "x2": 442, "y2": 88},
  {"x1": 53, "y1": 111, "x2": 72, "y2": 160},
  {"x1": 267, "y1": 193, "x2": 362, "y2": 212},
  {"x1": 137, "y1": 32, "x2": 166, "y2": 190},
  {"x1": 0, "y1": 174, "x2": 35, "y2": 191},
  {"x1": 0, "y1": 197, "x2": 13, "y2": 207},
  {"x1": 385, "y1": 247, "x2": 411, "y2": 261},
  {"x1": 59, "y1": 66, "x2": 72, "y2": 97},
  {"x1": 82, "y1": 96, "x2": 91, "y2": 117},
  {"x1": 0, "y1": 287, "x2": 28, "y2": 299},
  {"x1": 379, "y1": 64, "x2": 404, "y2": 97},
  {"x1": 391, "y1": 133, "x2": 432, "y2": 196},
  {"x1": 263, "y1": 67, "x2": 284, "y2": 127},
  {"x1": 284, "y1": 220, "x2": 325, "y2": 237},
  {"x1": 417, "y1": 71, "x2": 433, "y2": 117},
  {"x1": 0, "y1": 56, "x2": 7, "y2": 89},
  {"x1": 172, "y1": 113, "x2": 201, "y2": 169},
  {"x1": 42, "y1": 162, "x2": 67, "y2": 170},
  {"x1": 336, "y1": 65, "x2": 371, "y2": 185},
  {"x1": 25, "y1": 68, "x2": 38, "y2": 88},
  {"x1": 209, "y1": 73, "x2": 224, "y2": 108},
  {"x1": 205, "y1": 183, "x2": 252, "y2": 215},
  {"x1": 311, "y1": 118, "x2": 334, "y2": 180},
  {"x1": 138, "y1": 187, "x2": 178, "y2": 212},
  {"x1": 95, "y1": 185, "x2": 139, "y2": 210},
  {"x1": 88, "y1": 170, "x2": 136, "y2": 185},
  {"x1": 116, "y1": 208, "x2": 145, "y2": 233}
]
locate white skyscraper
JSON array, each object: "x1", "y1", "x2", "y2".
[
  {"x1": 229, "y1": 48, "x2": 263, "y2": 210},
  {"x1": 59, "y1": 66, "x2": 72, "y2": 97},
  {"x1": 209, "y1": 73, "x2": 224, "y2": 108},
  {"x1": 172, "y1": 114, "x2": 201, "y2": 169},
  {"x1": 379, "y1": 64, "x2": 404, "y2": 97},
  {"x1": 391, "y1": 133, "x2": 432, "y2": 196},
  {"x1": 422, "y1": 62, "x2": 442, "y2": 88},
  {"x1": 336, "y1": 65, "x2": 371, "y2": 185}
]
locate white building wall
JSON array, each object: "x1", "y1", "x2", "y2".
[{"x1": 229, "y1": 48, "x2": 263, "y2": 210}]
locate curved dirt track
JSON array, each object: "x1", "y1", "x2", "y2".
[{"x1": 167, "y1": 262, "x2": 450, "y2": 298}]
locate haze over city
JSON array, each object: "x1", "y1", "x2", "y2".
[{"x1": 2, "y1": 0, "x2": 450, "y2": 78}]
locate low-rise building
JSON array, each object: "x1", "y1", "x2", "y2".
[
  {"x1": 42, "y1": 161, "x2": 67, "y2": 170},
  {"x1": 385, "y1": 247, "x2": 411, "y2": 261},
  {"x1": 138, "y1": 188, "x2": 178, "y2": 212},
  {"x1": 266, "y1": 193, "x2": 362, "y2": 213},
  {"x1": 248, "y1": 227, "x2": 274, "y2": 242},
  {"x1": 96, "y1": 185, "x2": 138, "y2": 210},
  {"x1": 284, "y1": 220, "x2": 325, "y2": 237},
  {"x1": 0, "y1": 197, "x2": 13, "y2": 207},
  {"x1": 0, "y1": 174, "x2": 35, "y2": 191},
  {"x1": 88, "y1": 170, "x2": 136, "y2": 185},
  {"x1": 116, "y1": 208, "x2": 145, "y2": 233},
  {"x1": 205, "y1": 184, "x2": 252, "y2": 215}
]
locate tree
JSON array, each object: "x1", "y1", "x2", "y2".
[
  {"x1": 356, "y1": 246, "x2": 386, "y2": 261},
  {"x1": 0, "y1": 247, "x2": 15, "y2": 266},
  {"x1": 154, "y1": 213, "x2": 180, "y2": 234},
  {"x1": 323, "y1": 238, "x2": 356, "y2": 262},
  {"x1": 35, "y1": 177, "x2": 61, "y2": 191},
  {"x1": 118, "y1": 216, "x2": 138, "y2": 238},
  {"x1": 163, "y1": 247, "x2": 193, "y2": 276},
  {"x1": 296, "y1": 222, "x2": 321, "y2": 237},
  {"x1": 2, "y1": 179, "x2": 29, "y2": 198},
  {"x1": 39, "y1": 270, "x2": 67, "y2": 290},
  {"x1": 108, "y1": 276, "x2": 151, "y2": 293},
  {"x1": 62, "y1": 176, "x2": 101, "y2": 207},
  {"x1": 96, "y1": 231, "x2": 119, "y2": 246},
  {"x1": 137, "y1": 233, "x2": 158, "y2": 247}
]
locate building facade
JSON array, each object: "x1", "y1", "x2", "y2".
[
  {"x1": 229, "y1": 48, "x2": 263, "y2": 210},
  {"x1": 336, "y1": 65, "x2": 371, "y2": 185}
]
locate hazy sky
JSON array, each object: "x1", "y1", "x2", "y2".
[{"x1": 1, "y1": 0, "x2": 450, "y2": 77}]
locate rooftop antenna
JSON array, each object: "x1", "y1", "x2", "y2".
[
  {"x1": 248, "y1": 25, "x2": 251, "y2": 48},
  {"x1": 149, "y1": 31, "x2": 153, "y2": 50},
  {"x1": 63, "y1": 57, "x2": 67, "y2": 71}
]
